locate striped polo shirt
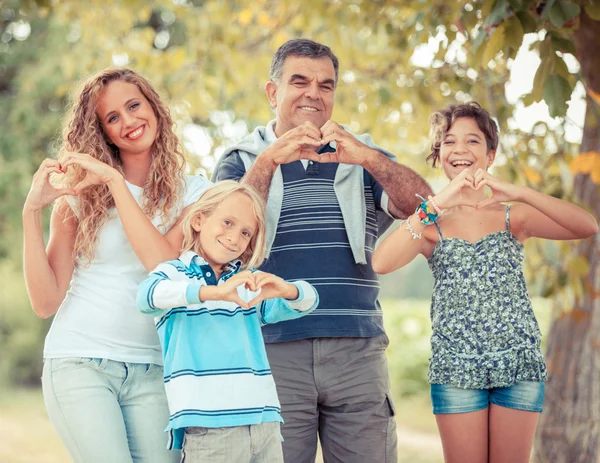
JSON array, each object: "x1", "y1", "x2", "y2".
[
  {"x1": 136, "y1": 251, "x2": 318, "y2": 449},
  {"x1": 259, "y1": 154, "x2": 387, "y2": 342}
]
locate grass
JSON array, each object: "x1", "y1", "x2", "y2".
[{"x1": 0, "y1": 298, "x2": 552, "y2": 462}]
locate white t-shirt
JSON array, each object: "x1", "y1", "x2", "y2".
[{"x1": 44, "y1": 176, "x2": 211, "y2": 365}]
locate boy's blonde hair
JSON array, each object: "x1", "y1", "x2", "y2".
[{"x1": 181, "y1": 181, "x2": 267, "y2": 269}]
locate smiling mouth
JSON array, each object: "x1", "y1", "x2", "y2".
[
  {"x1": 299, "y1": 106, "x2": 319, "y2": 112},
  {"x1": 125, "y1": 125, "x2": 145, "y2": 140},
  {"x1": 217, "y1": 240, "x2": 236, "y2": 253},
  {"x1": 451, "y1": 160, "x2": 473, "y2": 167}
]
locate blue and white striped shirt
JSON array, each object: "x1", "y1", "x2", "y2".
[{"x1": 137, "y1": 251, "x2": 318, "y2": 449}]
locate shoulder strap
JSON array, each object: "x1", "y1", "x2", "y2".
[
  {"x1": 434, "y1": 220, "x2": 443, "y2": 239},
  {"x1": 505, "y1": 204, "x2": 512, "y2": 231}
]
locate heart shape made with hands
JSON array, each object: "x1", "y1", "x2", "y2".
[{"x1": 236, "y1": 284, "x2": 262, "y2": 305}]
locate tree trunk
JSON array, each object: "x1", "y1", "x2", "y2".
[{"x1": 534, "y1": 10, "x2": 600, "y2": 463}]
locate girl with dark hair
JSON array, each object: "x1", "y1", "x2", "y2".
[{"x1": 373, "y1": 102, "x2": 597, "y2": 463}]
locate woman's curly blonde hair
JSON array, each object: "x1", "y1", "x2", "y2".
[{"x1": 57, "y1": 68, "x2": 185, "y2": 264}]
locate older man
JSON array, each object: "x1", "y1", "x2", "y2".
[{"x1": 213, "y1": 39, "x2": 432, "y2": 463}]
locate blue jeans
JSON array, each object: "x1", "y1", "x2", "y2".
[
  {"x1": 42, "y1": 357, "x2": 180, "y2": 463},
  {"x1": 431, "y1": 381, "x2": 545, "y2": 414}
]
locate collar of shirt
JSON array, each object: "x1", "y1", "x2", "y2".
[{"x1": 179, "y1": 251, "x2": 242, "y2": 276}]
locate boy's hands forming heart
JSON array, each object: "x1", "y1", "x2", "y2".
[
  {"x1": 209, "y1": 271, "x2": 298, "y2": 309},
  {"x1": 244, "y1": 272, "x2": 298, "y2": 308}
]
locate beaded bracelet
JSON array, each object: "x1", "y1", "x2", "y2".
[
  {"x1": 416, "y1": 200, "x2": 438, "y2": 225},
  {"x1": 427, "y1": 195, "x2": 443, "y2": 215},
  {"x1": 405, "y1": 216, "x2": 422, "y2": 240}
]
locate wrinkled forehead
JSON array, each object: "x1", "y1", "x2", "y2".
[{"x1": 280, "y1": 55, "x2": 336, "y2": 83}]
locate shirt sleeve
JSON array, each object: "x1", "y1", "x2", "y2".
[
  {"x1": 212, "y1": 151, "x2": 247, "y2": 182},
  {"x1": 137, "y1": 261, "x2": 206, "y2": 317},
  {"x1": 258, "y1": 281, "x2": 319, "y2": 325},
  {"x1": 183, "y1": 175, "x2": 212, "y2": 207},
  {"x1": 364, "y1": 169, "x2": 394, "y2": 218}
]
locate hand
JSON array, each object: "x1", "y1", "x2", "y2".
[
  {"x1": 262, "y1": 121, "x2": 324, "y2": 166},
  {"x1": 474, "y1": 169, "x2": 523, "y2": 208},
  {"x1": 60, "y1": 152, "x2": 122, "y2": 194},
  {"x1": 432, "y1": 168, "x2": 478, "y2": 210},
  {"x1": 209, "y1": 270, "x2": 255, "y2": 308},
  {"x1": 318, "y1": 121, "x2": 372, "y2": 165},
  {"x1": 23, "y1": 159, "x2": 75, "y2": 212},
  {"x1": 246, "y1": 272, "x2": 298, "y2": 307}
]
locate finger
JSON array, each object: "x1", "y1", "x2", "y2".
[
  {"x1": 73, "y1": 178, "x2": 97, "y2": 194},
  {"x1": 299, "y1": 150, "x2": 324, "y2": 162},
  {"x1": 320, "y1": 120, "x2": 343, "y2": 137},
  {"x1": 246, "y1": 296, "x2": 264, "y2": 308},
  {"x1": 252, "y1": 272, "x2": 272, "y2": 288},
  {"x1": 53, "y1": 187, "x2": 77, "y2": 199},
  {"x1": 463, "y1": 178, "x2": 476, "y2": 190},
  {"x1": 313, "y1": 152, "x2": 337, "y2": 163},
  {"x1": 476, "y1": 197, "x2": 497, "y2": 209},
  {"x1": 298, "y1": 135, "x2": 322, "y2": 148},
  {"x1": 474, "y1": 178, "x2": 487, "y2": 190},
  {"x1": 232, "y1": 296, "x2": 249, "y2": 309},
  {"x1": 295, "y1": 122, "x2": 322, "y2": 142}
]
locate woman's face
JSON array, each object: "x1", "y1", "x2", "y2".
[{"x1": 96, "y1": 80, "x2": 158, "y2": 158}]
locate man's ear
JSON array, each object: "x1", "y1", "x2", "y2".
[
  {"x1": 265, "y1": 81, "x2": 278, "y2": 109},
  {"x1": 487, "y1": 150, "x2": 496, "y2": 168}
]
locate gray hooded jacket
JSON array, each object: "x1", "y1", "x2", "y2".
[{"x1": 212, "y1": 120, "x2": 397, "y2": 264}]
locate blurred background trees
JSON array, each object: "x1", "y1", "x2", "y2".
[{"x1": 1, "y1": 0, "x2": 598, "y2": 460}]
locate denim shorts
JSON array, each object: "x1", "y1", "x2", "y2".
[{"x1": 431, "y1": 381, "x2": 545, "y2": 414}]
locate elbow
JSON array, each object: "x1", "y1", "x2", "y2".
[
  {"x1": 371, "y1": 256, "x2": 391, "y2": 275},
  {"x1": 32, "y1": 303, "x2": 59, "y2": 319},
  {"x1": 585, "y1": 220, "x2": 599, "y2": 238}
]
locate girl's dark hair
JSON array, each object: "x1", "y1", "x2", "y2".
[{"x1": 427, "y1": 102, "x2": 498, "y2": 167}]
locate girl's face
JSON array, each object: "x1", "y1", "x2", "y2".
[
  {"x1": 439, "y1": 117, "x2": 495, "y2": 180},
  {"x1": 193, "y1": 192, "x2": 258, "y2": 271},
  {"x1": 96, "y1": 80, "x2": 158, "y2": 158}
]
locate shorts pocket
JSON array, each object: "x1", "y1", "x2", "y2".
[
  {"x1": 185, "y1": 426, "x2": 209, "y2": 436},
  {"x1": 50, "y1": 357, "x2": 95, "y2": 374}
]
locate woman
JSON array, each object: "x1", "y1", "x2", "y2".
[{"x1": 22, "y1": 68, "x2": 210, "y2": 463}]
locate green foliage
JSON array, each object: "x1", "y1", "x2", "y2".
[{"x1": 0, "y1": 0, "x2": 595, "y2": 387}]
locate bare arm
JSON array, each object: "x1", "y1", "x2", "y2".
[
  {"x1": 61, "y1": 152, "x2": 208, "y2": 271},
  {"x1": 319, "y1": 122, "x2": 432, "y2": 219},
  {"x1": 22, "y1": 159, "x2": 78, "y2": 318},
  {"x1": 372, "y1": 215, "x2": 434, "y2": 274},
  {"x1": 362, "y1": 150, "x2": 433, "y2": 219},
  {"x1": 474, "y1": 169, "x2": 598, "y2": 241},
  {"x1": 23, "y1": 203, "x2": 77, "y2": 319},
  {"x1": 108, "y1": 177, "x2": 183, "y2": 269},
  {"x1": 512, "y1": 189, "x2": 598, "y2": 241},
  {"x1": 242, "y1": 155, "x2": 278, "y2": 202},
  {"x1": 241, "y1": 121, "x2": 324, "y2": 202}
]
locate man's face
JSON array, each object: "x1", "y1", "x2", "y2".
[{"x1": 266, "y1": 55, "x2": 336, "y2": 137}]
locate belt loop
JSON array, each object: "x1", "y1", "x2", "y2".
[{"x1": 98, "y1": 358, "x2": 108, "y2": 371}]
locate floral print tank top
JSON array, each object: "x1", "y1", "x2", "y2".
[{"x1": 427, "y1": 205, "x2": 547, "y2": 389}]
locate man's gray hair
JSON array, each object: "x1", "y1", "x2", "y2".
[{"x1": 269, "y1": 39, "x2": 339, "y2": 85}]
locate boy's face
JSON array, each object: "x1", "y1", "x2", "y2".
[
  {"x1": 193, "y1": 193, "x2": 257, "y2": 271},
  {"x1": 439, "y1": 117, "x2": 496, "y2": 180}
]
